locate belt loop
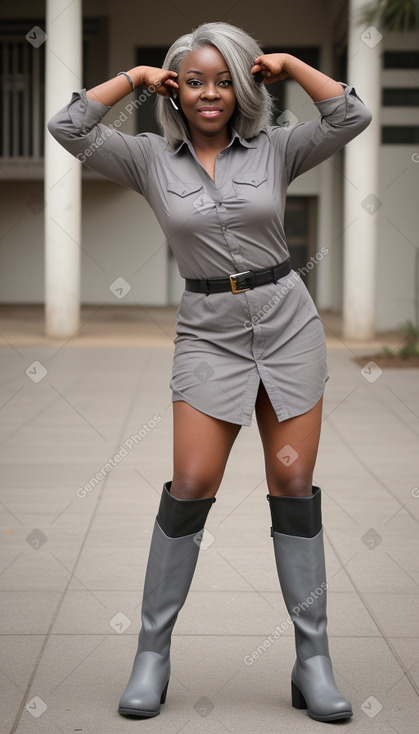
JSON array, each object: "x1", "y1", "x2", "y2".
[{"x1": 205, "y1": 279, "x2": 210, "y2": 297}]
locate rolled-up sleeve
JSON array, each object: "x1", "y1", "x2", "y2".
[
  {"x1": 47, "y1": 89, "x2": 150, "y2": 195},
  {"x1": 269, "y1": 84, "x2": 372, "y2": 184}
]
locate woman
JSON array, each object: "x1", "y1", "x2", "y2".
[{"x1": 48, "y1": 21, "x2": 371, "y2": 723}]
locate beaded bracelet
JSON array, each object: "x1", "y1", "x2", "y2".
[{"x1": 117, "y1": 71, "x2": 135, "y2": 91}]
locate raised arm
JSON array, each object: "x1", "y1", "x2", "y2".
[
  {"x1": 47, "y1": 66, "x2": 179, "y2": 193},
  {"x1": 86, "y1": 66, "x2": 178, "y2": 105},
  {"x1": 251, "y1": 53, "x2": 372, "y2": 184},
  {"x1": 251, "y1": 53, "x2": 344, "y2": 102}
]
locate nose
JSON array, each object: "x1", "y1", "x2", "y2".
[{"x1": 201, "y1": 83, "x2": 220, "y2": 100}]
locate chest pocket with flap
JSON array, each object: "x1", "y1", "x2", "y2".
[
  {"x1": 167, "y1": 181, "x2": 203, "y2": 198},
  {"x1": 232, "y1": 169, "x2": 268, "y2": 201}
]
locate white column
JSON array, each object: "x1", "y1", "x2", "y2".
[
  {"x1": 44, "y1": 0, "x2": 82, "y2": 337},
  {"x1": 316, "y1": 42, "x2": 342, "y2": 312},
  {"x1": 343, "y1": 0, "x2": 381, "y2": 340}
]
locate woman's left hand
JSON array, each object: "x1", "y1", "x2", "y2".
[{"x1": 251, "y1": 53, "x2": 290, "y2": 84}]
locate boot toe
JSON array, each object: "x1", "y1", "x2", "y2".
[
  {"x1": 293, "y1": 656, "x2": 353, "y2": 722},
  {"x1": 118, "y1": 651, "x2": 169, "y2": 718},
  {"x1": 119, "y1": 684, "x2": 162, "y2": 717},
  {"x1": 308, "y1": 696, "x2": 353, "y2": 722}
]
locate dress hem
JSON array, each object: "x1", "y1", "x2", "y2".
[{"x1": 171, "y1": 377, "x2": 328, "y2": 427}]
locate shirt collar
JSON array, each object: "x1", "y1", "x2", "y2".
[{"x1": 169, "y1": 127, "x2": 257, "y2": 156}]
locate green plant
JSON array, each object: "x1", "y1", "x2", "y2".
[
  {"x1": 399, "y1": 320, "x2": 419, "y2": 357},
  {"x1": 380, "y1": 345, "x2": 394, "y2": 356},
  {"x1": 380, "y1": 320, "x2": 419, "y2": 358},
  {"x1": 362, "y1": 0, "x2": 419, "y2": 31},
  {"x1": 398, "y1": 342, "x2": 419, "y2": 358},
  {"x1": 404, "y1": 319, "x2": 419, "y2": 340}
]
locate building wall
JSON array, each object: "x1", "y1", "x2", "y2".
[
  {"x1": 0, "y1": 0, "x2": 341, "y2": 307},
  {"x1": 375, "y1": 32, "x2": 419, "y2": 332},
  {"x1": 1, "y1": 2, "x2": 418, "y2": 331}
]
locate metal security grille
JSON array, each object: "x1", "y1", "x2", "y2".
[
  {"x1": 0, "y1": 35, "x2": 45, "y2": 158},
  {"x1": 0, "y1": 17, "x2": 107, "y2": 164}
]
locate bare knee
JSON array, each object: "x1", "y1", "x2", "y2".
[
  {"x1": 267, "y1": 472, "x2": 313, "y2": 497},
  {"x1": 170, "y1": 472, "x2": 220, "y2": 500}
]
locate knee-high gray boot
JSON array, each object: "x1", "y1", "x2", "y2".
[
  {"x1": 267, "y1": 487, "x2": 353, "y2": 722},
  {"x1": 118, "y1": 482, "x2": 215, "y2": 717}
]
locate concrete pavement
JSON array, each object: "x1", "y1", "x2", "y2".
[{"x1": 1, "y1": 306, "x2": 418, "y2": 733}]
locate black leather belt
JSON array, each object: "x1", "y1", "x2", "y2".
[{"x1": 185, "y1": 259, "x2": 291, "y2": 295}]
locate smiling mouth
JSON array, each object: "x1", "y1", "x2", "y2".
[{"x1": 198, "y1": 108, "x2": 223, "y2": 118}]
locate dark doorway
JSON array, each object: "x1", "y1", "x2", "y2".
[{"x1": 284, "y1": 196, "x2": 318, "y2": 298}]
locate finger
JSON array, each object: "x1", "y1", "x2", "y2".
[
  {"x1": 158, "y1": 82, "x2": 177, "y2": 97},
  {"x1": 163, "y1": 71, "x2": 178, "y2": 88},
  {"x1": 164, "y1": 72, "x2": 178, "y2": 82}
]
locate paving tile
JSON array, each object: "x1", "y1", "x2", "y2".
[
  {"x1": 1, "y1": 341, "x2": 418, "y2": 732},
  {"x1": 0, "y1": 635, "x2": 45, "y2": 733},
  {"x1": 388, "y1": 637, "x2": 419, "y2": 687},
  {"x1": 65, "y1": 546, "x2": 148, "y2": 591},
  {"x1": 332, "y1": 549, "x2": 419, "y2": 594},
  {"x1": 0, "y1": 545, "x2": 83, "y2": 591},
  {"x1": 0, "y1": 591, "x2": 62, "y2": 634},
  {"x1": 362, "y1": 593, "x2": 419, "y2": 638},
  {"x1": 9, "y1": 635, "x2": 419, "y2": 734}
]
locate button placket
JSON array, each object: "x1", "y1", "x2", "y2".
[
  {"x1": 214, "y1": 154, "x2": 245, "y2": 267},
  {"x1": 185, "y1": 144, "x2": 248, "y2": 271},
  {"x1": 213, "y1": 203, "x2": 240, "y2": 268},
  {"x1": 215, "y1": 201, "x2": 228, "y2": 232},
  {"x1": 214, "y1": 149, "x2": 226, "y2": 189},
  {"x1": 245, "y1": 288, "x2": 266, "y2": 360}
]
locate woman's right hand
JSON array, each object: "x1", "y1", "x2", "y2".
[{"x1": 132, "y1": 66, "x2": 179, "y2": 97}]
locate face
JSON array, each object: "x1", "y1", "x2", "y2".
[{"x1": 176, "y1": 46, "x2": 236, "y2": 143}]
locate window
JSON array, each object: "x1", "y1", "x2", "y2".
[
  {"x1": 383, "y1": 51, "x2": 419, "y2": 69},
  {"x1": 284, "y1": 197, "x2": 318, "y2": 298},
  {"x1": 0, "y1": 20, "x2": 45, "y2": 158},
  {"x1": 383, "y1": 88, "x2": 419, "y2": 106},
  {"x1": 0, "y1": 18, "x2": 108, "y2": 161},
  {"x1": 382, "y1": 51, "x2": 419, "y2": 144},
  {"x1": 382, "y1": 127, "x2": 419, "y2": 144}
]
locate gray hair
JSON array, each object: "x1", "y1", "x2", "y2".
[{"x1": 155, "y1": 21, "x2": 274, "y2": 148}]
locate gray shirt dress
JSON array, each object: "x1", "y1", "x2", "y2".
[{"x1": 48, "y1": 84, "x2": 371, "y2": 426}]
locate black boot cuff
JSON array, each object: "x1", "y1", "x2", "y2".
[
  {"x1": 156, "y1": 482, "x2": 216, "y2": 538},
  {"x1": 267, "y1": 486, "x2": 322, "y2": 538}
]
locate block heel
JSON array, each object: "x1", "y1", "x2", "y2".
[{"x1": 291, "y1": 680, "x2": 307, "y2": 710}]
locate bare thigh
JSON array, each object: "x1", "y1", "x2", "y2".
[
  {"x1": 255, "y1": 382, "x2": 323, "y2": 497},
  {"x1": 171, "y1": 401, "x2": 241, "y2": 499}
]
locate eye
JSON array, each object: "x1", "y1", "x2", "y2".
[
  {"x1": 219, "y1": 79, "x2": 233, "y2": 86},
  {"x1": 186, "y1": 79, "x2": 202, "y2": 87}
]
